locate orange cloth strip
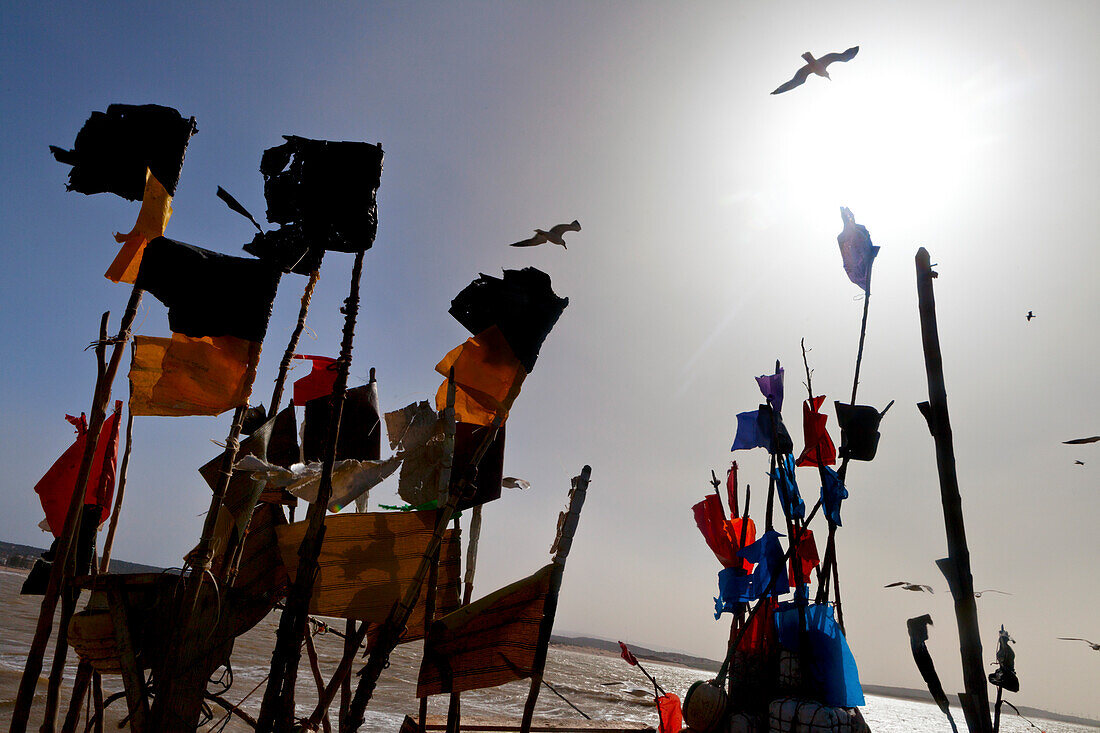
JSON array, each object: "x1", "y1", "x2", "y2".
[
  {"x1": 435, "y1": 326, "x2": 526, "y2": 426},
  {"x1": 105, "y1": 168, "x2": 172, "y2": 284},
  {"x1": 129, "y1": 333, "x2": 259, "y2": 416}
]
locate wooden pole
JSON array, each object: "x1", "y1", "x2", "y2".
[
  {"x1": 520, "y1": 465, "x2": 592, "y2": 733},
  {"x1": 98, "y1": 410, "x2": 134, "y2": 572},
  {"x1": 257, "y1": 250, "x2": 367, "y2": 733},
  {"x1": 346, "y1": 374, "x2": 522, "y2": 730},
  {"x1": 12, "y1": 287, "x2": 143, "y2": 733},
  {"x1": 304, "y1": 622, "x2": 369, "y2": 730},
  {"x1": 338, "y1": 621, "x2": 358, "y2": 733},
  {"x1": 304, "y1": 631, "x2": 333, "y2": 733},
  {"x1": 269, "y1": 266, "x2": 322, "y2": 416},
  {"x1": 915, "y1": 247, "x2": 992, "y2": 733}
]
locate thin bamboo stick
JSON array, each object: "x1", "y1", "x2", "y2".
[
  {"x1": 270, "y1": 266, "x2": 322, "y2": 416},
  {"x1": 520, "y1": 465, "x2": 592, "y2": 733},
  {"x1": 258, "y1": 251, "x2": 366, "y2": 733}
]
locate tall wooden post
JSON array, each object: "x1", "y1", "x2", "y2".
[
  {"x1": 257, "y1": 251, "x2": 366, "y2": 733},
  {"x1": 11, "y1": 287, "x2": 143, "y2": 733},
  {"x1": 520, "y1": 465, "x2": 592, "y2": 733},
  {"x1": 915, "y1": 247, "x2": 992, "y2": 733}
]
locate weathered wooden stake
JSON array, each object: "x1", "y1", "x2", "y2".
[
  {"x1": 915, "y1": 247, "x2": 992, "y2": 733},
  {"x1": 304, "y1": 631, "x2": 333, "y2": 733},
  {"x1": 269, "y1": 266, "x2": 322, "y2": 416},
  {"x1": 99, "y1": 410, "x2": 135, "y2": 572},
  {"x1": 520, "y1": 465, "x2": 592, "y2": 733}
]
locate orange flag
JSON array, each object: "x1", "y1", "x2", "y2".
[
  {"x1": 129, "y1": 334, "x2": 260, "y2": 416},
  {"x1": 105, "y1": 168, "x2": 173, "y2": 284},
  {"x1": 435, "y1": 326, "x2": 526, "y2": 426}
]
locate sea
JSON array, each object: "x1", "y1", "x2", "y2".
[{"x1": 0, "y1": 568, "x2": 1093, "y2": 732}]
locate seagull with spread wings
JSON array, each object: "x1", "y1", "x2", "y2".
[
  {"x1": 885, "y1": 581, "x2": 934, "y2": 594},
  {"x1": 1057, "y1": 637, "x2": 1100, "y2": 651},
  {"x1": 974, "y1": 589, "x2": 1012, "y2": 598},
  {"x1": 772, "y1": 47, "x2": 860, "y2": 95},
  {"x1": 509, "y1": 219, "x2": 581, "y2": 249},
  {"x1": 1064, "y1": 436, "x2": 1100, "y2": 445}
]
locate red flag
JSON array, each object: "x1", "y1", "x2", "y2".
[
  {"x1": 796, "y1": 395, "x2": 837, "y2": 467},
  {"x1": 656, "y1": 693, "x2": 682, "y2": 733},
  {"x1": 725, "y1": 461, "x2": 739, "y2": 518},
  {"x1": 35, "y1": 401, "x2": 123, "y2": 537},
  {"x1": 619, "y1": 641, "x2": 638, "y2": 666},
  {"x1": 692, "y1": 496, "x2": 755, "y2": 572},
  {"x1": 293, "y1": 354, "x2": 339, "y2": 404},
  {"x1": 788, "y1": 527, "x2": 820, "y2": 587}
]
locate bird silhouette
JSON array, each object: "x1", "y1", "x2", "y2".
[
  {"x1": 885, "y1": 581, "x2": 934, "y2": 594},
  {"x1": 1057, "y1": 637, "x2": 1100, "y2": 651},
  {"x1": 974, "y1": 589, "x2": 1012, "y2": 598},
  {"x1": 1075, "y1": 460, "x2": 1086, "y2": 466},
  {"x1": 772, "y1": 47, "x2": 860, "y2": 95},
  {"x1": 509, "y1": 220, "x2": 581, "y2": 249},
  {"x1": 502, "y1": 477, "x2": 531, "y2": 490},
  {"x1": 1026, "y1": 311, "x2": 1036, "y2": 322},
  {"x1": 1063, "y1": 436, "x2": 1100, "y2": 445}
]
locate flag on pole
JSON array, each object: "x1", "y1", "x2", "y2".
[
  {"x1": 837, "y1": 207, "x2": 879, "y2": 294},
  {"x1": 619, "y1": 641, "x2": 639, "y2": 666}
]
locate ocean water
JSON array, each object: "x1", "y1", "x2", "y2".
[{"x1": 0, "y1": 569, "x2": 1093, "y2": 732}]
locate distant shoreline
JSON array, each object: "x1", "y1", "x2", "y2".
[{"x1": 549, "y1": 635, "x2": 1100, "y2": 729}]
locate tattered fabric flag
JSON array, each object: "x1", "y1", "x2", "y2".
[
  {"x1": 789, "y1": 528, "x2": 820, "y2": 588},
  {"x1": 906, "y1": 615, "x2": 956, "y2": 726},
  {"x1": 34, "y1": 402, "x2": 122, "y2": 537},
  {"x1": 619, "y1": 641, "x2": 639, "y2": 666},
  {"x1": 105, "y1": 167, "x2": 174, "y2": 284},
  {"x1": 448, "y1": 267, "x2": 569, "y2": 373},
  {"x1": 49, "y1": 103, "x2": 197, "y2": 200},
  {"x1": 819, "y1": 466, "x2": 849, "y2": 526},
  {"x1": 755, "y1": 367, "x2": 784, "y2": 413},
  {"x1": 772, "y1": 454, "x2": 805, "y2": 520},
  {"x1": 292, "y1": 354, "x2": 338, "y2": 404},
  {"x1": 739, "y1": 530, "x2": 789, "y2": 599},
  {"x1": 726, "y1": 461, "x2": 739, "y2": 517},
  {"x1": 692, "y1": 495, "x2": 754, "y2": 571},
  {"x1": 277, "y1": 512, "x2": 460, "y2": 627},
  {"x1": 129, "y1": 334, "x2": 260, "y2": 417},
  {"x1": 386, "y1": 401, "x2": 448, "y2": 507},
  {"x1": 775, "y1": 603, "x2": 865, "y2": 707},
  {"x1": 656, "y1": 694, "x2": 683, "y2": 733},
  {"x1": 240, "y1": 404, "x2": 270, "y2": 436},
  {"x1": 435, "y1": 326, "x2": 527, "y2": 427},
  {"x1": 135, "y1": 236, "x2": 281, "y2": 343},
  {"x1": 834, "y1": 401, "x2": 885, "y2": 462},
  {"x1": 417, "y1": 564, "x2": 553, "y2": 697},
  {"x1": 450, "y1": 423, "x2": 506, "y2": 510},
  {"x1": 302, "y1": 382, "x2": 382, "y2": 463},
  {"x1": 836, "y1": 206, "x2": 879, "y2": 294},
  {"x1": 244, "y1": 135, "x2": 384, "y2": 274},
  {"x1": 988, "y1": 625, "x2": 1019, "y2": 693},
  {"x1": 731, "y1": 410, "x2": 768, "y2": 452},
  {"x1": 796, "y1": 395, "x2": 837, "y2": 467},
  {"x1": 240, "y1": 455, "x2": 401, "y2": 512}
]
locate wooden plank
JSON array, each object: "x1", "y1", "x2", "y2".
[{"x1": 105, "y1": 586, "x2": 149, "y2": 732}]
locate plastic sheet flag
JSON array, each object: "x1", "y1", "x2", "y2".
[
  {"x1": 726, "y1": 461, "x2": 739, "y2": 517},
  {"x1": 731, "y1": 410, "x2": 767, "y2": 452},
  {"x1": 772, "y1": 454, "x2": 805, "y2": 520},
  {"x1": 756, "y1": 367, "x2": 784, "y2": 412},
  {"x1": 34, "y1": 401, "x2": 123, "y2": 537},
  {"x1": 417, "y1": 564, "x2": 552, "y2": 696},
  {"x1": 834, "y1": 401, "x2": 886, "y2": 462},
  {"x1": 837, "y1": 207, "x2": 879, "y2": 294},
  {"x1": 105, "y1": 168, "x2": 174, "y2": 284},
  {"x1": 244, "y1": 135, "x2": 384, "y2": 274},
  {"x1": 796, "y1": 395, "x2": 837, "y2": 467},
  {"x1": 819, "y1": 466, "x2": 849, "y2": 526},
  {"x1": 907, "y1": 614, "x2": 956, "y2": 725},
  {"x1": 619, "y1": 641, "x2": 639, "y2": 666},
  {"x1": 447, "y1": 267, "x2": 569, "y2": 373},
  {"x1": 738, "y1": 530, "x2": 789, "y2": 599},
  {"x1": 788, "y1": 527, "x2": 820, "y2": 587},
  {"x1": 302, "y1": 382, "x2": 382, "y2": 463},
  {"x1": 775, "y1": 603, "x2": 865, "y2": 707},
  {"x1": 435, "y1": 326, "x2": 527, "y2": 427},
  {"x1": 692, "y1": 495, "x2": 754, "y2": 571},
  {"x1": 292, "y1": 354, "x2": 338, "y2": 404},
  {"x1": 49, "y1": 103, "x2": 196, "y2": 200},
  {"x1": 656, "y1": 693, "x2": 683, "y2": 733},
  {"x1": 129, "y1": 334, "x2": 261, "y2": 417},
  {"x1": 135, "y1": 237, "x2": 281, "y2": 343}
]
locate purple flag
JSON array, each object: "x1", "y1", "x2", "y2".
[
  {"x1": 837, "y1": 207, "x2": 879, "y2": 293},
  {"x1": 755, "y1": 367, "x2": 784, "y2": 412}
]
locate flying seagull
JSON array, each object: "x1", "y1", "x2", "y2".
[
  {"x1": 1057, "y1": 637, "x2": 1100, "y2": 651},
  {"x1": 502, "y1": 477, "x2": 531, "y2": 491},
  {"x1": 510, "y1": 220, "x2": 581, "y2": 249},
  {"x1": 885, "y1": 581, "x2": 934, "y2": 594},
  {"x1": 1075, "y1": 460, "x2": 1086, "y2": 466},
  {"x1": 1026, "y1": 311, "x2": 1036, "y2": 322},
  {"x1": 974, "y1": 589, "x2": 1012, "y2": 598},
  {"x1": 772, "y1": 47, "x2": 860, "y2": 95},
  {"x1": 1063, "y1": 436, "x2": 1100, "y2": 445}
]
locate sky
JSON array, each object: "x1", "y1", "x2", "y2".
[{"x1": 1, "y1": 0, "x2": 1098, "y2": 720}]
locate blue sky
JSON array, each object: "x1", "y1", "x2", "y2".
[{"x1": 1, "y1": 1, "x2": 1098, "y2": 719}]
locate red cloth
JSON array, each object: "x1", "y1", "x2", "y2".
[
  {"x1": 656, "y1": 693, "x2": 682, "y2": 733},
  {"x1": 35, "y1": 401, "x2": 123, "y2": 537},
  {"x1": 788, "y1": 527, "x2": 820, "y2": 586},
  {"x1": 796, "y1": 395, "x2": 837, "y2": 467},
  {"x1": 619, "y1": 641, "x2": 638, "y2": 666},
  {"x1": 292, "y1": 354, "x2": 338, "y2": 404},
  {"x1": 726, "y1": 461, "x2": 739, "y2": 517},
  {"x1": 692, "y1": 495, "x2": 755, "y2": 572},
  {"x1": 737, "y1": 597, "x2": 777, "y2": 656}
]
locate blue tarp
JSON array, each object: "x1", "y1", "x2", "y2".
[{"x1": 775, "y1": 603, "x2": 865, "y2": 707}]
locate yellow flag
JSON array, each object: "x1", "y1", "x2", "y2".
[
  {"x1": 105, "y1": 168, "x2": 173, "y2": 284},
  {"x1": 129, "y1": 334, "x2": 260, "y2": 416}
]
